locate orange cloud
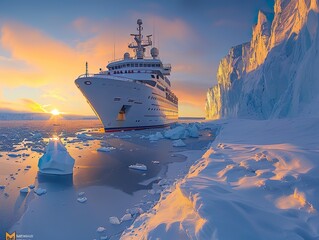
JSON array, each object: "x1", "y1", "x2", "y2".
[{"x1": 0, "y1": 98, "x2": 47, "y2": 113}]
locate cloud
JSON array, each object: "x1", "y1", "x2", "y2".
[{"x1": 0, "y1": 98, "x2": 47, "y2": 113}]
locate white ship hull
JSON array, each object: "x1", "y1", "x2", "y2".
[{"x1": 75, "y1": 76, "x2": 178, "y2": 132}]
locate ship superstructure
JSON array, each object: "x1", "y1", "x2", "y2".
[{"x1": 75, "y1": 19, "x2": 178, "y2": 131}]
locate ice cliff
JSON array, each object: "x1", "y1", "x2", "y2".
[{"x1": 206, "y1": 0, "x2": 319, "y2": 119}]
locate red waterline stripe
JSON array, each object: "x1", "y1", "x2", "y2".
[{"x1": 104, "y1": 123, "x2": 172, "y2": 132}]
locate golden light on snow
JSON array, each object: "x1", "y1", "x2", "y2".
[{"x1": 51, "y1": 109, "x2": 60, "y2": 116}]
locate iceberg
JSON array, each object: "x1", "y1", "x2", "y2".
[{"x1": 38, "y1": 138, "x2": 75, "y2": 175}]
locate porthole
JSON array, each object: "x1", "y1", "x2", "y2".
[{"x1": 84, "y1": 81, "x2": 92, "y2": 85}]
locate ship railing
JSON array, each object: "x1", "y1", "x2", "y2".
[
  {"x1": 77, "y1": 73, "x2": 143, "y2": 84},
  {"x1": 107, "y1": 56, "x2": 158, "y2": 64}
]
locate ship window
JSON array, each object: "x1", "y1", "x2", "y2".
[
  {"x1": 143, "y1": 64, "x2": 147, "y2": 67},
  {"x1": 135, "y1": 63, "x2": 138, "y2": 67},
  {"x1": 151, "y1": 74, "x2": 155, "y2": 78},
  {"x1": 152, "y1": 64, "x2": 155, "y2": 67},
  {"x1": 125, "y1": 70, "x2": 127, "y2": 73},
  {"x1": 139, "y1": 63, "x2": 143, "y2": 67},
  {"x1": 115, "y1": 66, "x2": 118, "y2": 69},
  {"x1": 156, "y1": 75, "x2": 159, "y2": 79},
  {"x1": 156, "y1": 64, "x2": 160, "y2": 67},
  {"x1": 127, "y1": 64, "x2": 130, "y2": 67},
  {"x1": 131, "y1": 64, "x2": 134, "y2": 67},
  {"x1": 148, "y1": 64, "x2": 151, "y2": 67},
  {"x1": 138, "y1": 80, "x2": 156, "y2": 87},
  {"x1": 128, "y1": 99, "x2": 134, "y2": 102}
]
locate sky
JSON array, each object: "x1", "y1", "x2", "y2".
[{"x1": 0, "y1": 0, "x2": 274, "y2": 117}]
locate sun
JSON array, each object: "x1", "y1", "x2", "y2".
[{"x1": 51, "y1": 109, "x2": 60, "y2": 116}]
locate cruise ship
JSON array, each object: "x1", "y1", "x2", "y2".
[{"x1": 75, "y1": 19, "x2": 178, "y2": 132}]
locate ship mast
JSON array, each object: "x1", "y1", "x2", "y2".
[{"x1": 128, "y1": 19, "x2": 152, "y2": 59}]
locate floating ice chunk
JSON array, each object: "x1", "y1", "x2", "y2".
[
  {"x1": 31, "y1": 147, "x2": 45, "y2": 153},
  {"x1": 148, "y1": 189, "x2": 156, "y2": 195},
  {"x1": 97, "y1": 147, "x2": 116, "y2": 152},
  {"x1": 7, "y1": 153, "x2": 21, "y2": 158},
  {"x1": 121, "y1": 213, "x2": 132, "y2": 222},
  {"x1": 129, "y1": 164, "x2": 147, "y2": 171},
  {"x1": 109, "y1": 216, "x2": 120, "y2": 225},
  {"x1": 31, "y1": 133, "x2": 42, "y2": 139},
  {"x1": 76, "y1": 133, "x2": 94, "y2": 140},
  {"x1": 0, "y1": 185, "x2": 6, "y2": 189},
  {"x1": 34, "y1": 188, "x2": 47, "y2": 196},
  {"x1": 158, "y1": 179, "x2": 168, "y2": 186},
  {"x1": 148, "y1": 132, "x2": 164, "y2": 141},
  {"x1": 127, "y1": 207, "x2": 144, "y2": 215},
  {"x1": 20, "y1": 187, "x2": 29, "y2": 194},
  {"x1": 77, "y1": 197, "x2": 87, "y2": 203},
  {"x1": 187, "y1": 124, "x2": 200, "y2": 138},
  {"x1": 164, "y1": 126, "x2": 186, "y2": 140},
  {"x1": 28, "y1": 184, "x2": 35, "y2": 189},
  {"x1": 172, "y1": 139, "x2": 186, "y2": 147},
  {"x1": 78, "y1": 192, "x2": 85, "y2": 197},
  {"x1": 119, "y1": 135, "x2": 132, "y2": 139},
  {"x1": 38, "y1": 138, "x2": 75, "y2": 175},
  {"x1": 152, "y1": 161, "x2": 160, "y2": 164},
  {"x1": 96, "y1": 227, "x2": 106, "y2": 233}
]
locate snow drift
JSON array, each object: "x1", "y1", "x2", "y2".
[
  {"x1": 206, "y1": 0, "x2": 319, "y2": 119},
  {"x1": 121, "y1": 117, "x2": 319, "y2": 239}
]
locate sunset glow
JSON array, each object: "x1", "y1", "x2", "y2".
[
  {"x1": 51, "y1": 109, "x2": 60, "y2": 116},
  {"x1": 0, "y1": 0, "x2": 273, "y2": 117}
]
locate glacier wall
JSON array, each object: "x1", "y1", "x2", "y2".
[{"x1": 206, "y1": 0, "x2": 319, "y2": 119}]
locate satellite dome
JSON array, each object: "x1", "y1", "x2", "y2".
[
  {"x1": 137, "y1": 19, "x2": 143, "y2": 25},
  {"x1": 124, "y1": 52, "x2": 130, "y2": 59},
  {"x1": 150, "y1": 47, "x2": 159, "y2": 59}
]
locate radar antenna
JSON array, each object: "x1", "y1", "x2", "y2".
[{"x1": 128, "y1": 19, "x2": 152, "y2": 59}]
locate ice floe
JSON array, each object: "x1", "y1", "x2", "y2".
[
  {"x1": 121, "y1": 213, "x2": 133, "y2": 222},
  {"x1": 109, "y1": 216, "x2": 120, "y2": 225},
  {"x1": 172, "y1": 139, "x2": 186, "y2": 147},
  {"x1": 77, "y1": 197, "x2": 87, "y2": 203},
  {"x1": 34, "y1": 188, "x2": 47, "y2": 196},
  {"x1": 97, "y1": 147, "x2": 116, "y2": 152},
  {"x1": 20, "y1": 187, "x2": 29, "y2": 194},
  {"x1": 129, "y1": 164, "x2": 147, "y2": 171}
]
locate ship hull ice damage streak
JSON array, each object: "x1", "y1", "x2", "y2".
[{"x1": 75, "y1": 19, "x2": 178, "y2": 132}]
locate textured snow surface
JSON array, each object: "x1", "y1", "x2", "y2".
[
  {"x1": 121, "y1": 118, "x2": 319, "y2": 240},
  {"x1": 206, "y1": 0, "x2": 319, "y2": 119},
  {"x1": 38, "y1": 138, "x2": 75, "y2": 175}
]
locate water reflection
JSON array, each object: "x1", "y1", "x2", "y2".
[{"x1": 37, "y1": 172, "x2": 74, "y2": 189}]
